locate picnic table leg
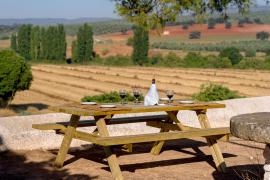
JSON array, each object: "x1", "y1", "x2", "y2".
[
  {"x1": 54, "y1": 114, "x2": 80, "y2": 168},
  {"x1": 151, "y1": 111, "x2": 185, "y2": 155},
  {"x1": 95, "y1": 115, "x2": 123, "y2": 180},
  {"x1": 196, "y1": 110, "x2": 226, "y2": 173},
  {"x1": 150, "y1": 127, "x2": 169, "y2": 155}
]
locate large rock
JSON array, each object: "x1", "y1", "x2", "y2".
[{"x1": 230, "y1": 112, "x2": 270, "y2": 144}]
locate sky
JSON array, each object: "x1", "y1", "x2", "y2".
[
  {"x1": 0, "y1": 0, "x2": 268, "y2": 19},
  {"x1": 0, "y1": 0, "x2": 118, "y2": 19}
]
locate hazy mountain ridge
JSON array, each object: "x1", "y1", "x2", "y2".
[
  {"x1": 0, "y1": 17, "x2": 120, "y2": 26},
  {"x1": 0, "y1": 5, "x2": 269, "y2": 26}
]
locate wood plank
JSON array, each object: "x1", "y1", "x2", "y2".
[
  {"x1": 146, "y1": 121, "x2": 199, "y2": 131},
  {"x1": 32, "y1": 115, "x2": 169, "y2": 132},
  {"x1": 32, "y1": 123, "x2": 66, "y2": 130},
  {"x1": 50, "y1": 103, "x2": 225, "y2": 116},
  {"x1": 95, "y1": 115, "x2": 123, "y2": 180},
  {"x1": 150, "y1": 126, "x2": 170, "y2": 155},
  {"x1": 58, "y1": 114, "x2": 169, "y2": 127},
  {"x1": 95, "y1": 127, "x2": 230, "y2": 146},
  {"x1": 54, "y1": 114, "x2": 80, "y2": 168},
  {"x1": 56, "y1": 129, "x2": 99, "y2": 144},
  {"x1": 166, "y1": 111, "x2": 188, "y2": 131},
  {"x1": 196, "y1": 110, "x2": 227, "y2": 173}
]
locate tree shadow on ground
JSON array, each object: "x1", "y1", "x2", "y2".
[
  {"x1": 64, "y1": 139, "x2": 236, "y2": 173},
  {"x1": 9, "y1": 103, "x2": 49, "y2": 113},
  {"x1": 0, "y1": 136, "x2": 98, "y2": 180},
  {"x1": 212, "y1": 164, "x2": 264, "y2": 180}
]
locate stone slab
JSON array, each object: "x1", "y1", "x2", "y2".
[{"x1": 230, "y1": 112, "x2": 270, "y2": 144}]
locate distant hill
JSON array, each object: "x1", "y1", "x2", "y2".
[{"x1": 0, "y1": 17, "x2": 119, "y2": 26}]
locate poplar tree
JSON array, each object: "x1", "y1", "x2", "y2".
[
  {"x1": 39, "y1": 27, "x2": 46, "y2": 59},
  {"x1": 17, "y1": 24, "x2": 32, "y2": 60},
  {"x1": 132, "y1": 26, "x2": 149, "y2": 65},
  {"x1": 39, "y1": 25, "x2": 66, "y2": 61},
  {"x1": 76, "y1": 23, "x2": 94, "y2": 63},
  {"x1": 57, "y1": 24, "x2": 66, "y2": 60},
  {"x1": 10, "y1": 34, "x2": 17, "y2": 52},
  {"x1": 30, "y1": 26, "x2": 41, "y2": 60},
  {"x1": 76, "y1": 26, "x2": 86, "y2": 63},
  {"x1": 84, "y1": 24, "x2": 93, "y2": 62}
]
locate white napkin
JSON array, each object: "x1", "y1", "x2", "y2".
[{"x1": 144, "y1": 83, "x2": 159, "y2": 106}]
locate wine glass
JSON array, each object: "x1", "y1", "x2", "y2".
[
  {"x1": 119, "y1": 89, "x2": 126, "y2": 105},
  {"x1": 166, "y1": 90, "x2": 174, "y2": 105},
  {"x1": 132, "y1": 87, "x2": 141, "y2": 104}
]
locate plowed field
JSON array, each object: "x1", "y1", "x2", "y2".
[{"x1": 8, "y1": 64, "x2": 270, "y2": 114}]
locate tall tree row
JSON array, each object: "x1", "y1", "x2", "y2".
[
  {"x1": 17, "y1": 24, "x2": 32, "y2": 60},
  {"x1": 30, "y1": 26, "x2": 41, "y2": 60},
  {"x1": 132, "y1": 26, "x2": 149, "y2": 65},
  {"x1": 10, "y1": 34, "x2": 17, "y2": 52},
  {"x1": 14, "y1": 24, "x2": 66, "y2": 61},
  {"x1": 73, "y1": 23, "x2": 93, "y2": 63}
]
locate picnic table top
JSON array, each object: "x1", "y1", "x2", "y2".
[{"x1": 49, "y1": 102, "x2": 225, "y2": 116}]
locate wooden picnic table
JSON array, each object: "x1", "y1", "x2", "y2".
[{"x1": 33, "y1": 102, "x2": 230, "y2": 180}]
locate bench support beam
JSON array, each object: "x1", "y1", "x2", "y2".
[
  {"x1": 54, "y1": 114, "x2": 80, "y2": 168},
  {"x1": 196, "y1": 110, "x2": 227, "y2": 173},
  {"x1": 95, "y1": 115, "x2": 123, "y2": 180}
]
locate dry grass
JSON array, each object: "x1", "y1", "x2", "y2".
[{"x1": 0, "y1": 40, "x2": 10, "y2": 50}]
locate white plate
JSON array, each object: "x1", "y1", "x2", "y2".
[
  {"x1": 158, "y1": 103, "x2": 166, "y2": 106},
  {"x1": 100, "y1": 104, "x2": 116, "y2": 108},
  {"x1": 81, "y1": 102, "x2": 97, "y2": 105},
  {"x1": 159, "y1": 98, "x2": 169, "y2": 101},
  {"x1": 178, "y1": 100, "x2": 194, "y2": 104}
]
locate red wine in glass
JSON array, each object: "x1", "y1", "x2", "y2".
[
  {"x1": 133, "y1": 88, "x2": 141, "y2": 104},
  {"x1": 166, "y1": 90, "x2": 174, "y2": 105},
  {"x1": 119, "y1": 90, "x2": 126, "y2": 104}
]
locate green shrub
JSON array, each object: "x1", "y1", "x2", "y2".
[
  {"x1": 256, "y1": 31, "x2": 269, "y2": 40},
  {"x1": 182, "y1": 23, "x2": 189, "y2": 30},
  {"x1": 236, "y1": 58, "x2": 265, "y2": 69},
  {"x1": 120, "y1": 27, "x2": 128, "y2": 35},
  {"x1": 101, "y1": 48, "x2": 109, "y2": 56},
  {"x1": 183, "y1": 52, "x2": 208, "y2": 67},
  {"x1": 208, "y1": 56, "x2": 232, "y2": 68},
  {"x1": 219, "y1": 47, "x2": 243, "y2": 65},
  {"x1": 81, "y1": 91, "x2": 143, "y2": 103},
  {"x1": 148, "y1": 53, "x2": 163, "y2": 65},
  {"x1": 245, "y1": 49, "x2": 256, "y2": 57},
  {"x1": 238, "y1": 19, "x2": 245, "y2": 27},
  {"x1": 189, "y1": 31, "x2": 201, "y2": 39},
  {"x1": 192, "y1": 83, "x2": 242, "y2": 102},
  {"x1": 225, "y1": 21, "x2": 232, "y2": 29},
  {"x1": 254, "y1": 17, "x2": 263, "y2": 24},
  {"x1": 162, "y1": 52, "x2": 184, "y2": 67},
  {"x1": 102, "y1": 55, "x2": 133, "y2": 66},
  {"x1": 208, "y1": 19, "x2": 216, "y2": 29},
  {"x1": 0, "y1": 50, "x2": 33, "y2": 107},
  {"x1": 126, "y1": 37, "x2": 133, "y2": 46},
  {"x1": 264, "y1": 49, "x2": 270, "y2": 56}
]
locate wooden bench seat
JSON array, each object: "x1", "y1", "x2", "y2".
[
  {"x1": 32, "y1": 114, "x2": 169, "y2": 131},
  {"x1": 53, "y1": 126, "x2": 230, "y2": 146}
]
